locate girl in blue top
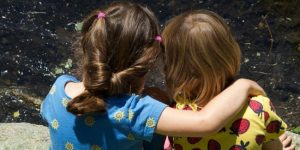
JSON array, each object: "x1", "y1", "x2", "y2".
[{"x1": 41, "y1": 2, "x2": 265, "y2": 150}]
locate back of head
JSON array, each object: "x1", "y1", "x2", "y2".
[
  {"x1": 67, "y1": 2, "x2": 160, "y2": 115},
  {"x1": 162, "y1": 10, "x2": 241, "y2": 106}
]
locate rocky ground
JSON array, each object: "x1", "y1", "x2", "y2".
[{"x1": 0, "y1": 123, "x2": 50, "y2": 149}]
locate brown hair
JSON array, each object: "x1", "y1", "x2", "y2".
[
  {"x1": 162, "y1": 10, "x2": 241, "y2": 106},
  {"x1": 67, "y1": 2, "x2": 160, "y2": 115}
]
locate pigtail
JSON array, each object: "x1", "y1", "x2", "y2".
[
  {"x1": 109, "y1": 42, "x2": 161, "y2": 95},
  {"x1": 108, "y1": 4, "x2": 161, "y2": 95},
  {"x1": 67, "y1": 10, "x2": 110, "y2": 115}
]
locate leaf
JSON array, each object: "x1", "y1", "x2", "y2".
[
  {"x1": 64, "y1": 59, "x2": 73, "y2": 69},
  {"x1": 291, "y1": 125, "x2": 300, "y2": 133},
  {"x1": 13, "y1": 110, "x2": 20, "y2": 118},
  {"x1": 75, "y1": 22, "x2": 83, "y2": 31},
  {"x1": 54, "y1": 67, "x2": 64, "y2": 74}
]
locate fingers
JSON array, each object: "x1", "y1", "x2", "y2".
[
  {"x1": 237, "y1": 78, "x2": 266, "y2": 96},
  {"x1": 279, "y1": 133, "x2": 288, "y2": 141},
  {"x1": 286, "y1": 144, "x2": 295, "y2": 150},
  {"x1": 282, "y1": 136, "x2": 292, "y2": 147},
  {"x1": 250, "y1": 89, "x2": 266, "y2": 97},
  {"x1": 250, "y1": 82, "x2": 266, "y2": 96},
  {"x1": 280, "y1": 133, "x2": 295, "y2": 150},
  {"x1": 284, "y1": 145, "x2": 295, "y2": 150}
]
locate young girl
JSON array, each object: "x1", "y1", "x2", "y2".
[
  {"x1": 40, "y1": 2, "x2": 265, "y2": 150},
  {"x1": 162, "y1": 10, "x2": 290, "y2": 150}
]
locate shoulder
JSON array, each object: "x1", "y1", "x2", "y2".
[
  {"x1": 54, "y1": 75, "x2": 79, "y2": 86},
  {"x1": 42, "y1": 75, "x2": 79, "y2": 108},
  {"x1": 250, "y1": 95, "x2": 271, "y2": 104},
  {"x1": 41, "y1": 75, "x2": 80, "y2": 120},
  {"x1": 50, "y1": 75, "x2": 79, "y2": 92},
  {"x1": 249, "y1": 95, "x2": 276, "y2": 114},
  {"x1": 249, "y1": 95, "x2": 287, "y2": 141},
  {"x1": 247, "y1": 95, "x2": 277, "y2": 123}
]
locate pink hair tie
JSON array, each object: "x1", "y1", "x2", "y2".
[
  {"x1": 97, "y1": 11, "x2": 106, "y2": 19},
  {"x1": 155, "y1": 35, "x2": 162, "y2": 42}
]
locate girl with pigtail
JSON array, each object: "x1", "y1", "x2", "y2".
[{"x1": 41, "y1": 2, "x2": 265, "y2": 150}]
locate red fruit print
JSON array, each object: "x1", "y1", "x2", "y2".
[
  {"x1": 255, "y1": 134, "x2": 266, "y2": 145},
  {"x1": 249, "y1": 100, "x2": 263, "y2": 117},
  {"x1": 207, "y1": 139, "x2": 221, "y2": 150},
  {"x1": 264, "y1": 111, "x2": 269, "y2": 123},
  {"x1": 230, "y1": 140, "x2": 249, "y2": 150},
  {"x1": 230, "y1": 118, "x2": 250, "y2": 136},
  {"x1": 266, "y1": 120, "x2": 283, "y2": 133},
  {"x1": 173, "y1": 144, "x2": 183, "y2": 150},
  {"x1": 187, "y1": 137, "x2": 202, "y2": 144}
]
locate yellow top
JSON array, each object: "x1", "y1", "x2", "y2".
[{"x1": 173, "y1": 95, "x2": 287, "y2": 150}]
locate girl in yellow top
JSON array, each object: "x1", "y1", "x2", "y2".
[{"x1": 162, "y1": 10, "x2": 290, "y2": 150}]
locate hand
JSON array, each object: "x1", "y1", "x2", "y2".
[
  {"x1": 279, "y1": 132, "x2": 295, "y2": 150},
  {"x1": 234, "y1": 78, "x2": 266, "y2": 97}
]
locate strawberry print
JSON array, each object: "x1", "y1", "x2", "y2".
[
  {"x1": 187, "y1": 137, "x2": 202, "y2": 144},
  {"x1": 266, "y1": 120, "x2": 283, "y2": 133},
  {"x1": 174, "y1": 144, "x2": 183, "y2": 150},
  {"x1": 208, "y1": 139, "x2": 221, "y2": 150},
  {"x1": 255, "y1": 134, "x2": 265, "y2": 145},
  {"x1": 264, "y1": 111, "x2": 269, "y2": 123},
  {"x1": 230, "y1": 118, "x2": 250, "y2": 135},
  {"x1": 249, "y1": 100, "x2": 263, "y2": 117},
  {"x1": 230, "y1": 140, "x2": 249, "y2": 150}
]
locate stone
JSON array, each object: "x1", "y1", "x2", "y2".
[{"x1": 0, "y1": 123, "x2": 50, "y2": 150}]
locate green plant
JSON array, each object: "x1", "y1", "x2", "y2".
[{"x1": 291, "y1": 125, "x2": 300, "y2": 134}]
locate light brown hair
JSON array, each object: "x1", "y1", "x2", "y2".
[
  {"x1": 162, "y1": 10, "x2": 241, "y2": 106},
  {"x1": 67, "y1": 2, "x2": 160, "y2": 115}
]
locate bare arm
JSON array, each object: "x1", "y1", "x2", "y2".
[{"x1": 156, "y1": 78, "x2": 265, "y2": 137}]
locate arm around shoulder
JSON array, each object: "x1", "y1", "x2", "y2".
[{"x1": 156, "y1": 79, "x2": 265, "y2": 137}]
